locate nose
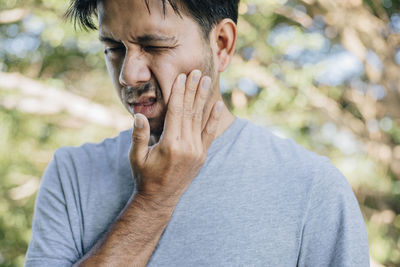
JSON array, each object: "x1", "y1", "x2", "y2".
[{"x1": 119, "y1": 49, "x2": 151, "y2": 87}]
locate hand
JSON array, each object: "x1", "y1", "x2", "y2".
[{"x1": 129, "y1": 70, "x2": 223, "y2": 207}]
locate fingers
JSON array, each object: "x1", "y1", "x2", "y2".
[
  {"x1": 163, "y1": 74, "x2": 186, "y2": 140},
  {"x1": 183, "y1": 70, "x2": 201, "y2": 112},
  {"x1": 201, "y1": 101, "x2": 223, "y2": 150},
  {"x1": 191, "y1": 76, "x2": 211, "y2": 134},
  {"x1": 164, "y1": 70, "x2": 215, "y2": 145},
  {"x1": 130, "y1": 113, "x2": 150, "y2": 166},
  {"x1": 182, "y1": 70, "x2": 203, "y2": 139}
]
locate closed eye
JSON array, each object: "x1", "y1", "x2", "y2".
[
  {"x1": 104, "y1": 46, "x2": 125, "y2": 55},
  {"x1": 142, "y1": 45, "x2": 173, "y2": 53}
]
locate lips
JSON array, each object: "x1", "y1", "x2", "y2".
[{"x1": 129, "y1": 97, "x2": 157, "y2": 117}]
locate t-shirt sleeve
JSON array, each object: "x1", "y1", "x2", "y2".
[
  {"x1": 24, "y1": 150, "x2": 81, "y2": 267},
  {"x1": 297, "y1": 162, "x2": 370, "y2": 267}
]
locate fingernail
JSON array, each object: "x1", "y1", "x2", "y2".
[
  {"x1": 216, "y1": 101, "x2": 223, "y2": 113},
  {"x1": 192, "y1": 70, "x2": 201, "y2": 83},
  {"x1": 179, "y1": 74, "x2": 187, "y2": 86},
  {"x1": 202, "y1": 77, "x2": 211, "y2": 91},
  {"x1": 135, "y1": 115, "x2": 143, "y2": 129}
]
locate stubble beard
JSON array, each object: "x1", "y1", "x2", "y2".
[
  {"x1": 154, "y1": 47, "x2": 216, "y2": 141},
  {"x1": 122, "y1": 46, "x2": 216, "y2": 141}
]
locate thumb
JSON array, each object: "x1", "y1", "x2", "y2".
[{"x1": 130, "y1": 113, "x2": 150, "y2": 166}]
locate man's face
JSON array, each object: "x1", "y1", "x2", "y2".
[{"x1": 98, "y1": 0, "x2": 217, "y2": 137}]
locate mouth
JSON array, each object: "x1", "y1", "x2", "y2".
[{"x1": 128, "y1": 96, "x2": 158, "y2": 118}]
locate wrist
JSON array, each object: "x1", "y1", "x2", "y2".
[{"x1": 133, "y1": 192, "x2": 178, "y2": 216}]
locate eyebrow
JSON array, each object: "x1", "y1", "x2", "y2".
[
  {"x1": 133, "y1": 34, "x2": 177, "y2": 44},
  {"x1": 99, "y1": 36, "x2": 121, "y2": 43},
  {"x1": 99, "y1": 34, "x2": 177, "y2": 44}
]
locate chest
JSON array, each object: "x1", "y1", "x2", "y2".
[
  {"x1": 146, "y1": 166, "x2": 302, "y2": 266},
  {"x1": 82, "y1": 156, "x2": 305, "y2": 266}
]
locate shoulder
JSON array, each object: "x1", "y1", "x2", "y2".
[
  {"x1": 241, "y1": 119, "x2": 321, "y2": 161},
  {"x1": 40, "y1": 128, "x2": 133, "y2": 193},
  {"x1": 238, "y1": 119, "x2": 353, "y2": 197},
  {"x1": 53, "y1": 129, "x2": 132, "y2": 167},
  {"x1": 44, "y1": 127, "x2": 134, "y2": 204},
  {"x1": 239, "y1": 119, "x2": 329, "y2": 170}
]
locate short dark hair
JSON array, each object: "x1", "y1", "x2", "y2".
[{"x1": 65, "y1": 0, "x2": 240, "y2": 39}]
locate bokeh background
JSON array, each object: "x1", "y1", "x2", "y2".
[{"x1": 1, "y1": 0, "x2": 400, "y2": 266}]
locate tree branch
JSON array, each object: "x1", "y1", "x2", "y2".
[
  {"x1": 0, "y1": 8, "x2": 30, "y2": 24},
  {"x1": 0, "y1": 72, "x2": 131, "y2": 131}
]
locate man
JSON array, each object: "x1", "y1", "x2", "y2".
[{"x1": 25, "y1": 0, "x2": 370, "y2": 266}]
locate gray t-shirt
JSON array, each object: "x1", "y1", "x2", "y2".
[{"x1": 25, "y1": 118, "x2": 369, "y2": 266}]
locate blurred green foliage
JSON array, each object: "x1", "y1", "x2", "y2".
[{"x1": 1, "y1": 0, "x2": 400, "y2": 266}]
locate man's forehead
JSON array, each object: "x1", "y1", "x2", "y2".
[
  {"x1": 97, "y1": 0, "x2": 182, "y2": 24},
  {"x1": 99, "y1": 33, "x2": 178, "y2": 45},
  {"x1": 97, "y1": 0, "x2": 184, "y2": 40},
  {"x1": 98, "y1": 26, "x2": 179, "y2": 44}
]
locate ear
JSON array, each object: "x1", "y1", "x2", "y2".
[{"x1": 211, "y1": 18, "x2": 237, "y2": 73}]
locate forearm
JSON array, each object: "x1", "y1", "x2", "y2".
[{"x1": 74, "y1": 194, "x2": 176, "y2": 267}]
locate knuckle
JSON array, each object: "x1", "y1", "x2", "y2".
[
  {"x1": 132, "y1": 134, "x2": 146, "y2": 143},
  {"x1": 195, "y1": 149, "x2": 203, "y2": 160},
  {"x1": 183, "y1": 145, "x2": 202, "y2": 160},
  {"x1": 193, "y1": 94, "x2": 207, "y2": 109},
  {"x1": 183, "y1": 109, "x2": 193, "y2": 119},
  {"x1": 187, "y1": 84, "x2": 197, "y2": 93},
  {"x1": 159, "y1": 144, "x2": 169, "y2": 156},
  {"x1": 172, "y1": 89, "x2": 185, "y2": 97},
  {"x1": 183, "y1": 105, "x2": 192, "y2": 113},
  {"x1": 186, "y1": 144, "x2": 196, "y2": 154},
  {"x1": 192, "y1": 111, "x2": 202, "y2": 122},
  {"x1": 198, "y1": 89, "x2": 208, "y2": 100},
  {"x1": 168, "y1": 105, "x2": 183, "y2": 115},
  {"x1": 204, "y1": 125, "x2": 215, "y2": 136},
  {"x1": 164, "y1": 142, "x2": 181, "y2": 157},
  {"x1": 211, "y1": 109, "x2": 221, "y2": 120}
]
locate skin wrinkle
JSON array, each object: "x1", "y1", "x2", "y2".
[
  {"x1": 98, "y1": 34, "x2": 179, "y2": 47},
  {"x1": 131, "y1": 34, "x2": 178, "y2": 45}
]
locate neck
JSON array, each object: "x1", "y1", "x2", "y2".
[{"x1": 210, "y1": 96, "x2": 236, "y2": 139}]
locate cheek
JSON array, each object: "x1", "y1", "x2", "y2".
[
  {"x1": 151, "y1": 53, "x2": 207, "y2": 104},
  {"x1": 105, "y1": 57, "x2": 123, "y2": 98},
  {"x1": 151, "y1": 58, "x2": 177, "y2": 104}
]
